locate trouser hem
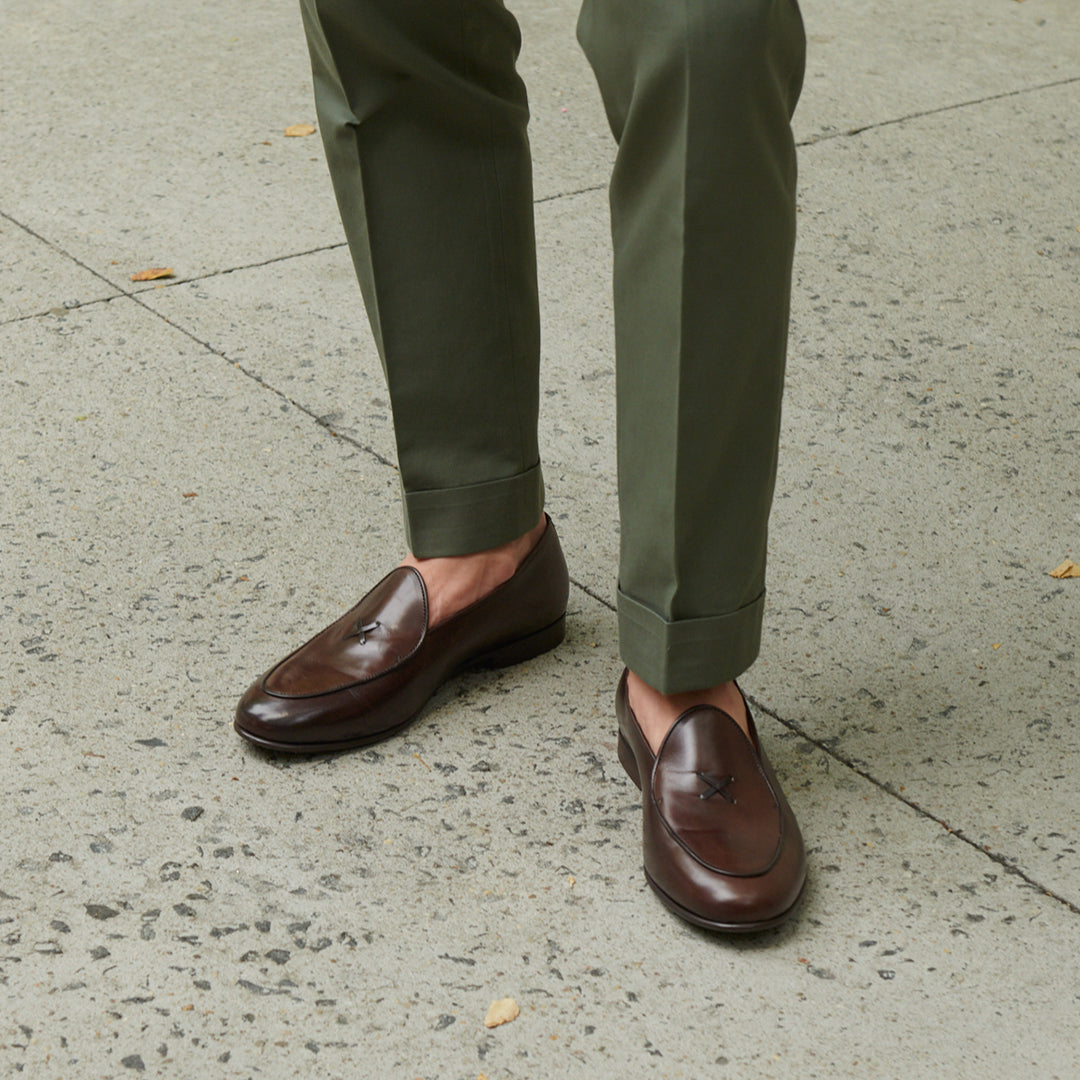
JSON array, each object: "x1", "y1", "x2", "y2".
[
  {"x1": 617, "y1": 587, "x2": 765, "y2": 692},
  {"x1": 403, "y1": 461, "x2": 545, "y2": 557}
]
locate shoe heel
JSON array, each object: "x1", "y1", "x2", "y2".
[
  {"x1": 617, "y1": 731, "x2": 642, "y2": 791},
  {"x1": 472, "y1": 614, "x2": 566, "y2": 670}
]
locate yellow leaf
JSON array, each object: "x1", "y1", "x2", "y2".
[
  {"x1": 484, "y1": 998, "x2": 519, "y2": 1029},
  {"x1": 284, "y1": 123, "x2": 316, "y2": 137},
  {"x1": 1049, "y1": 559, "x2": 1080, "y2": 579},
  {"x1": 131, "y1": 267, "x2": 174, "y2": 282}
]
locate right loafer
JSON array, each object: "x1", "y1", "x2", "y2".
[
  {"x1": 235, "y1": 516, "x2": 569, "y2": 753},
  {"x1": 616, "y1": 670, "x2": 806, "y2": 932}
]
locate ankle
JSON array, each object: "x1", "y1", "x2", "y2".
[
  {"x1": 401, "y1": 515, "x2": 547, "y2": 627},
  {"x1": 505, "y1": 514, "x2": 548, "y2": 564},
  {"x1": 626, "y1": 670, "x2": 750, "y2": 754}
]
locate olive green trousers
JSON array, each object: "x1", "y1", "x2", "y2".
[{"x1": 300, "y1": 0, "x2": 806, "y2": 692}]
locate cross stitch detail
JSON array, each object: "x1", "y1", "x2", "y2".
[{"x1": 697, "y1": 772, "x2": 736, "y2": 803}]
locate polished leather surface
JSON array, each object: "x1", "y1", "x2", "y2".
[
  {"x1": 264, "y1": 569, "x2": 428, "y2": 696},
  {"x1": 616, "y1": 670, "x2": 806, "y2": 932},
  {"x1": 235, "y1": 516, "x2": 569, "y2": 752}
]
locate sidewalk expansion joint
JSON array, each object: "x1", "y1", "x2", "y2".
[
  {"x1": 0, "y1": 208, "x2": 128, "y2": 326},
  {"x1": 535, "y1": 184, "x2": 606, "y2": 206},
  {"x1": 122, "y1": 289, "x2": 397, "y2": 471},
  {"x1": 799, "y1": 73, "x2": 1080, "y2": 147},
  {"x1": 117, "y1": 241, "x2": 351, "y2": 299},
  {"x1": 570, "y1": 577, "x2": 615, "y2": 613},
  {"x1": 750, "y1": 698, "x2": 1080, "y2": 918},
  {"x1": 0, "y1": 209, "x2": 393, "y2": 470},
  {"x1": 0, "y1": 204, "x2": 353, "y2": 324},
  {"x1": 563, "y1": 574, "x2": 1079, "y2": 915}
]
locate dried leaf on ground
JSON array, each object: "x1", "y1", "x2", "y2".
[
  {"x1": 284, "y1": 123, "x2": 316, "y2": 137},
  {"x1": 1049, "y1": 559, "x2": 1080, "y2": 579},
  {"x1": 484, "y1": 998, "x2": 519, "y2": 1029},
  {"x1": 131, "y1": 267, "x2": 174, "y2": 282}
]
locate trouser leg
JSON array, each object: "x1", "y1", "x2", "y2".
[
  {"x1": 578, "y1": 0, "x2": 806, "y2": 692},
  {"x1": 300, "y1": 0, "x2": 544, "y2": 556}
]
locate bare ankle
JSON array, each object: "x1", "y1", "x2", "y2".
[
  {"x1": 401, "y1": 514, "x2": 547, "y2": 627},
  {"x1": 626, "y1": 670, "x2": 750, "y2": 754}
]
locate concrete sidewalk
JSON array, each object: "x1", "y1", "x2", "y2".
[{"x1": 2, "y1": 0, "x2": 1078, "y2": 1076}]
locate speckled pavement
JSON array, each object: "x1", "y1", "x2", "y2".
[{"x1": 3, "y1": 1, "x2": 1079, "y2": 1077}]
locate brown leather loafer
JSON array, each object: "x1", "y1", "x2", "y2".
[
  {"x1": 235, "y1": 516, "x2": 569, "y2": 753},
  {"x1": 615, "y1": 670, "x2": 806, "y2": 932}
]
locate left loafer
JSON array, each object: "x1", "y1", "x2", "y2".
[
  {"x1": 234, "y1": 515, "x2": 569, "y2": 753},
  {"x1": 615, "y1": 669, "x2": 806, "y2": 932}
]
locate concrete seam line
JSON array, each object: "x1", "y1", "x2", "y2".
[
  {"x1": 534, "y1": 183, "x2": 607, "y2": 206},
  {"x1": 797, "y1": 73, "x2": 1080, "y2": 148},
  {"x1": 569, "y1": 578, "x2": 617, "y2": 613},
  {"x1": 749, "y1": 697, "x2": 1080, "y2": 918},
  {"x1": 133, "y1": 294, "x2": 399, "y2": 471}
]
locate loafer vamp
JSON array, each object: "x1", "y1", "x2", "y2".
[
  {"x1": 236, "y1": 567, "x2": 437, "y2": 748},
  {"x1": 264, "y1": 568, "x2": 427, "y2": 697},
  {"x1": 235, "y1": 516, "x2": 570, "y2": 752},
  {"x1": 235, "y1": 664, "x2": 433, "y2": 748},
  {"x1": 616, "y1": 673, "x2": 806, "y2": 930},
  {"x1": 651, "y1": 710, "x2": 782, "y2": 876}
]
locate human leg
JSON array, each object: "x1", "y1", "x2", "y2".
[
  {"x1": 301, "y1": 0, "x2": 545, "y2": 557},
  {"x1": 578, "y1": 0, "x2": 806, "y2": 694},
  {"x1": 235, "y1": 0, "x2": 568, "y2": 751},
  {"x1": 579, "y1": 0, "x2": 808, "y2": 929}
]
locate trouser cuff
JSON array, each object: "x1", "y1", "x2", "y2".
[
  {"x1": 403, "y1": 462, "x2": 545, "y2": 557},
  {"x1": 617, "y1": 587, "x2": 765, "y2": 693}
]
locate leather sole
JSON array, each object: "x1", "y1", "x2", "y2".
[
  {"x1": 234, "y1": 614, "x2": 565, "y2": 754},
  {"x1": 468, "y1": 613, "x2": 566, "y2": 669}
]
